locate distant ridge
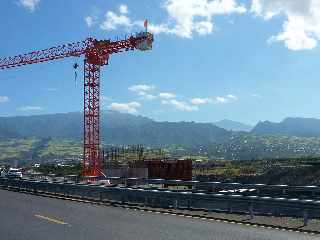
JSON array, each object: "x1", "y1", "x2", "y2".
[
  {"x1": 0, "y1": 111, "x2": 230, "y2": 146},
  {"x1": 3, "y1": 113, "x2": 320, "y2": 162},
  {"x1": 214, "y1": 119, "x2": 253, "y2": 132},
  {"x1": 251, "y1": 117, "x2": 320, "y2": 137}
]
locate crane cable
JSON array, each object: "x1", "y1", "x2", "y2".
[{"x1": 73, "y1": 62, "x2": 79, "y2": 87}]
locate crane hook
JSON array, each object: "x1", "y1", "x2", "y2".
[{"x1": 73, "y1": 63, "x2": 79, "y2": 87}]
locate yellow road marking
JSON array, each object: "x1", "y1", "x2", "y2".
[{"x1": 35, "y1": 214, "x2": 68, "y2": 225}]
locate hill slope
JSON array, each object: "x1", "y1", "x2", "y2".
[
  {"x1": 251, "y1": 117, "x2": 320, "y2": 137},
  {"x1": 214, "y1": 119, "x2": 253, "y2": 132},
  {"x1": 0, "y1": 111, "x2": 230, "y2": 146}
]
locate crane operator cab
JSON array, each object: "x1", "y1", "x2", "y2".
[{"x1": 135, "y1": 31, "x2": 153, "y2": 51}]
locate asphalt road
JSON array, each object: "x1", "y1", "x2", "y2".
[{"x1": 0, "y1": 189, "x2": 318, "y2": 240}]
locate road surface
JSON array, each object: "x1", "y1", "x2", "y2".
[{"x1": 0, "y1": 189, "x2": 317, "y2": 240}]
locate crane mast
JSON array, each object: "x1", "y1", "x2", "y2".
[{"x1": 0, "y1": 32, "x2": 153, "y2": 177}]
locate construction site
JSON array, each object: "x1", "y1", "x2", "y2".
[
  {"x1": 0, "y1": 23, "x2": 193, "y2": 182},
  {"x1": 102, "y1": 145, "x2": 192, "y2": 180},
  {"x1": 2, "y1": 2, "x2": 320, "y2": 239}
]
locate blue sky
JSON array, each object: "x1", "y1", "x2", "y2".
[{"x1": 1, "y1": 0, "x2": 320, "y2": 125}]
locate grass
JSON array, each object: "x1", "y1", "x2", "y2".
[
  {"x1": 38, "y1": 139, "x2": 81, "y2": 158},
  {"x1": 0, "y1": 138, "x2": 81, "y2": 162},
  {"x1": 192, "y1": 157, "x2": 320, "y2": 178},
  {"x1": 0, "y1": 138, "x2": 39, "y2": 161}
]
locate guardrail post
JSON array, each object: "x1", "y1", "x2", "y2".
[
  {"x1": 65, "y1": 186, "x2": 69, "y2": 197},
  {"x1": 174, "y1": 199, "x2": 178, "y2": 210},
  {"x1": 99, "y1": 192, "x2": 103, "y2": 202},
  {"x1": 144, "y1": 197, "x2": 148, "y2": 206},
  {"x1": 159, "y1": 198, "x2": 163, "y2": 208},
  {"x1": 44, "y1": 184, "x2": 48, "y2": 194},
  {"x1": 52, "y1": 185, "x2": 56, "y2": 196},
  {"x1": 18, "y1": 181, "x2": 22, "y2": 192},
  {"x1": 249, "y1": 203, "x2": 254, "y2": 220},
  {"x1": 33, "y1": 183, "x2": 37, "y2": 194},
  {"x1": 79, "y1": 188, "x2": 84, "y2": 199},
  {"x1": 303, "y1": 210, "x2": 309, "y2": 226},
  {"x1": 187, "y1": 199, "x2": 191, "y2": 209},
  {"x1": 228, "y1": 201, "x2": 233, "y2": 213}
]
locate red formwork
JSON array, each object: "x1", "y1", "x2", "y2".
[{"x1": 145, "y1": 160, "x2": 192, "y2": 181}]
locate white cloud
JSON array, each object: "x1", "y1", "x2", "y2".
[
  {"x1": 142, "y1": 94, "x2": 157, "y2": 100},
  {"x1": 108, "y1": 102, "x2": 141, "y2": 114},
  {"x1": 19, "y1": 106, "x2": 43, "y2": 112},
  {"x1": 214, "y1": 94, "x2": 238, "y2": 104},
  {"x1": 100, "y1": 9, "x2": 133, "y2": 31},
  {"x1": 101, "y1": 96, "x2": 113, "y2": 108},
  {"x1": 190, "y1": 95, "x2": 238, "y2": 105},
  {"x1": 119, "y1": 4, "x2": 128, "y2": 14},
  {"x1": 162, "y1": 0, "x2": 247, "y2": 38},
  {"x1": 85, "y1": 16, "x2": 96, "y2": 28},
  {"x1": 0, "y1": 96, "x2": 9, "y2": 103},
  {"x1": 159, "y1": 92, "x2": 176, "y2": 99},
  {"x1": 162, "y1": 99, "x2": 199, "y2": 111},
  {"x1": 251, "y1": 0, "x2": 320, "y2": 50},
  {"x1": 136, "y1": 91, "x2": 158, "y2": 100},
  {"x1": 251, "y1": 93, "x2": 262, "y2": 98},
  {"x1": 19, "y1": 0, "x2": 40, "y2": 11},
  {"x1": 98, "y1": 1, "x2": 246, "y2": 37},
  {"x1": 129, "y1": 84, "x2": 155, "y2": 93},
  {"x1": 190, "y1": 98, "x2": 212, "y2": 105},
  {"x1": 102, "y1": 96, "x2": 112, "y2": 102},
  {"x1": 215, "y1": 96, "x2": 228, "y2": 103},
  {"x1": 226, "y1": 94, "x2": 238, "y2": 100},
  {"x1": 147, "y1": 23, "x2": 173, "y2": 35},
  {"x1": 129, "y1": 84, "x2": 156, "y2": 99}
]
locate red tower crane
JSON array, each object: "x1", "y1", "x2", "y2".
[{"x1": 0, "y1": 31, "x2": 153, "y2": 177}]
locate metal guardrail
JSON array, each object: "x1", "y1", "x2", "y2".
[
  {"x1": 0, "y1": 177, "x2": 319, "y2": 225},
  {"x1": 144, "y1": 179, "x2": 320, "y2": 196},
  {"x1": 22, "y1": 174, "x2": 320, "y2": 196}
]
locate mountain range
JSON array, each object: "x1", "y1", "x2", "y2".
[
  {"x1": 3, "y1": 112, "x2": 320, "y2": 142},
  {"x1": 251, "y1": 117, "x2": 320, "y2": 137},
  {"x1": 2, "y1": 113, "x2": 320, "y2": 162},
  {"x1": 0, "y1": 111, "x2": 229, "y2": 146},
  {"x1": 213, "y1": 119, "x2": 253, "y2": 132}
]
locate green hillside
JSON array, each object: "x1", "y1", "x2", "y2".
[
  {"x1": 0, "y1": 138, "x2": 81, "y2": 164},
  {"x1": 2, "y1": 113, "x2": 320, "y2": 164}
]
